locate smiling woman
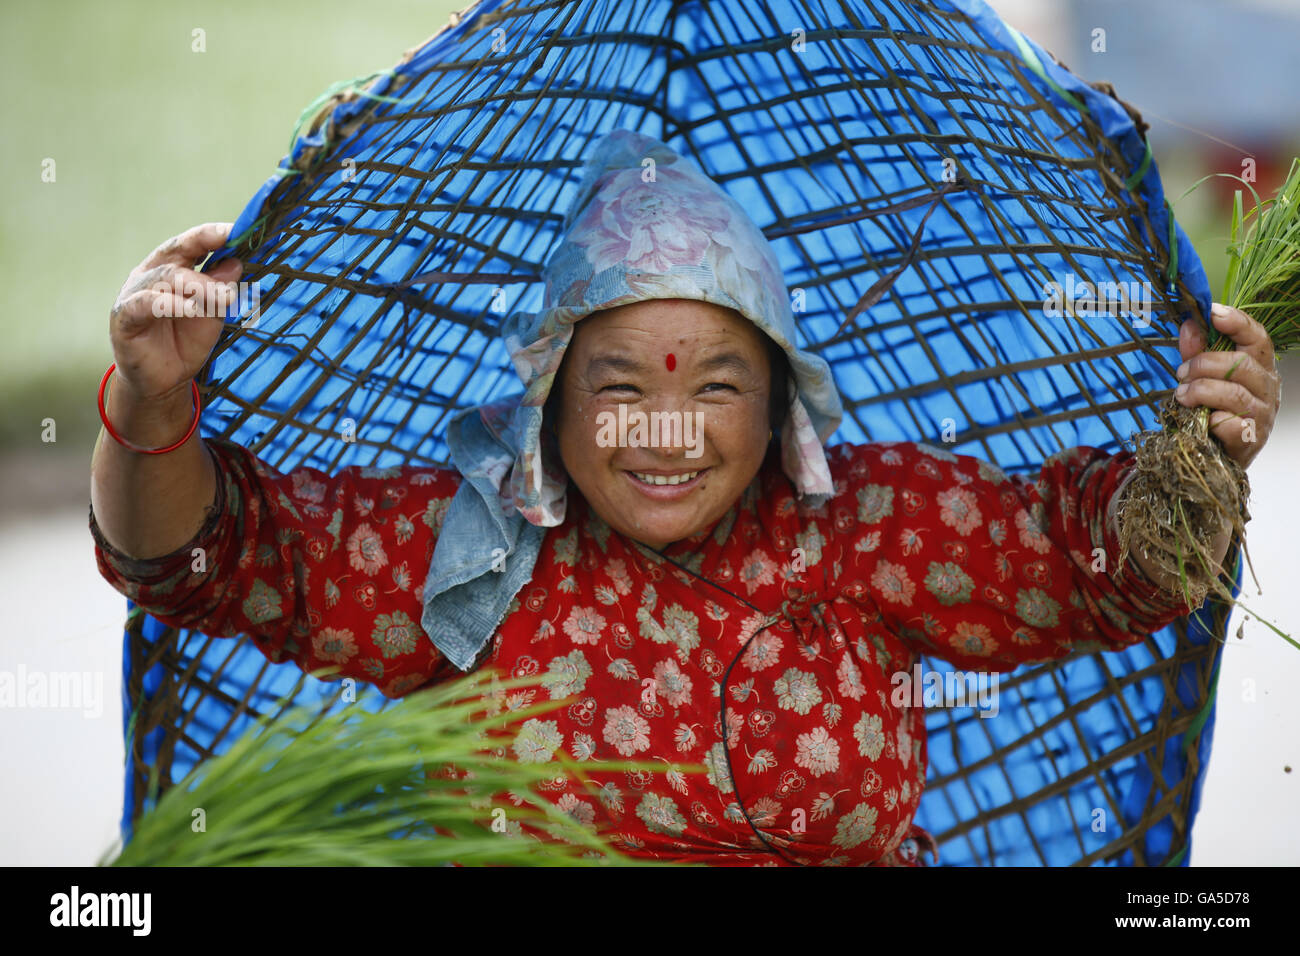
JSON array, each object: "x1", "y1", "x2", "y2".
[
  {"x1": 549, "y1": 300, "x2": 776, "y2": 550},
  {"x1": 89, "y1": 127, "x2": 1278, "y2": 866},
  {"x1": 544, "y1": 306, "x2": 791, "y2": 472}
]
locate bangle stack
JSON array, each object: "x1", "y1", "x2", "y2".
[{"x1": 98, "y1": 363, "x2": 202, "y2": 455}]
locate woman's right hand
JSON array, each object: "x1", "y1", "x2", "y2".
[
  {"x1": 94, "y1": 222, "x2": 239, "y2": 557},
  {"x1": 109, "y1": 221, "x2": 243, "y2": 402}
]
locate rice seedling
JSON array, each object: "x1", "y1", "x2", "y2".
[
  {"x1": 104, "y1": 667, "x2": 687, "y2": 866},
  {"x1": 1116, "y1": 159, "x2": 1300, "y2": 648}
]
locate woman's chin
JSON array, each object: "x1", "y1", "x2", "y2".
[
  {"x1": 629, "y1": 525, "x2": 687, "y2": 551},
  {"x1": 616, "y1": 513, "x2": 702, "y2": 551}
]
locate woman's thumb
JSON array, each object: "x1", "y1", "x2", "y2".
[{"x1": 207, "y1": 256, "x2": 243, "y2": 279}]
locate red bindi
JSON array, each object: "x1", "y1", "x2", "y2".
[{"x1": 665, "y1": 352, "x2": 676, "y2": 371}]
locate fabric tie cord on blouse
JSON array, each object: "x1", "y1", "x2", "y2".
[{"x1": 420, "y1": 128, "x2": 845, "y2": 671}]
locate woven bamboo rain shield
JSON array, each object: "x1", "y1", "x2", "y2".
[{"x1": 119, "y1": 0, "x2": 1238, "y2": 865}]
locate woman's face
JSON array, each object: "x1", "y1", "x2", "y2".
[{"x1": 552, "y1": 298, "x2": 774, "y2": 551}]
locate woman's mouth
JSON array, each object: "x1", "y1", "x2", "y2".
[{"x1": 625, "y1": 468, "x2": 708, "y2": 497}]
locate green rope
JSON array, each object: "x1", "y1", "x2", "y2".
[
  {"x1": 1165, "y1": 197, "x2": 1181, "y2": 289},
  {"x1": 121, "y1": 608, "x2": 146, "y2": 768},
  {"x1": 1160, "y1": 543, "x2": 1243, "y2": 865},
  {"x1": 122, "y1": 681, "x2": 147, "y2": 768},
  {"x1": 1178, "y1": 540, "x2": 1239, "y2": 756},
  {"x1": 1180, "y1": 657, "x2": 1220, "y2": 755},
  {"x1": 222, "y1": 69, "x2": 413, "y2": 257},
  {"x1": 1124, "y1": 139, "x2": 1153, "y2": 191},
  {"x1": 1153, "y1": 644, "x2": 1221, "y2": 868},
  {"x1": 226, "y1": 164, "x2": 303, "y2": 251},
  {"x1": 1006, "y1": 24, "x2": 1161, "y2": 203},
  {"x1": 1004, "y1": 25, "x2": 1089, "y2": 115},
  {"x1": 1007, "y1": 26, "x2": 1179, "y2": 311},
  {"x1": 289, "y1": 68, "x2": 414, "y2": 152},
  {"x1": 223, "y1": 216, "x2": 263, "y2": 255}
]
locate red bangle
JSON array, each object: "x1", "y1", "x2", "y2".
[{"x1": 98, "y1": 363, "x2": 202, "y2": 455}]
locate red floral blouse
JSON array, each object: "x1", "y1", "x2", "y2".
[{"x1": 92, "y1": 436, "x2": 1193, "y2": 866}]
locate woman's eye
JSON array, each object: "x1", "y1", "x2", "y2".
[
  {"x1": 600, "y1": 383, "x2": 639, "y2": 394},
  {"x1": 703, "y1": 383, "x2": 736, "y2": 393}
]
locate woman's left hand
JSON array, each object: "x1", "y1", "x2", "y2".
[{"x1": 1175, "y1": 302, "x2": 1281, "y2": 471}]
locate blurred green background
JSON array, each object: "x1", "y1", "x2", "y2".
[{"x1": 0, "y1": 0, "x2": 465, "y2": 462}]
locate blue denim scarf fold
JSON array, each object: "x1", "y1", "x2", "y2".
[{"x1": 418, "y1": 399, "x2": 547, "y2": 671}]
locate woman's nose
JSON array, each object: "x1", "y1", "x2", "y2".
[{"x1": 646, "y1": 406, "x2": 706, "y2": 459}]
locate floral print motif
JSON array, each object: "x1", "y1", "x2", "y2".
[
  {"x1": 738, "y1": 549, "x2": 780, "y2": 595},
  {"x1": 833, "y1": 803, "x2": 879, "y2": 849},
  {"x1": 936, "y1": 486, "x2": 981, "y2": 536},
  {"x1": 1015, "y1": 588, "x2": 1062, "y2": 629},
  {"x1": 370, "y1": 611, "x2": 418, "y2": 659},
  {"x1": 949, "y1": 621, "x2": 996, "y2": 658},
  {"x1": 93, "y1": 436, "x2": 1194, "y2": 867},
  {"x1": 1016, "y1": 506, "x2": 1054, "y2": 554},
  {"x1": 346, "y1": 523, "x2": 388, "y2": 575},
  {"x1": 795, "y1": 727, "x2": 840, "y2": 776},
  {"x1": 312, "y1": 627, "x2": 357, "y2": 664},
  {"x1": 635, "y1": 793, "x2": 688, "y2": 836},
  {"x1": 836, "y1": 653, "x2": 866, "y2": 701},
  {"x1": 853, "y1": 712, "x2": 887, "y2": 760},
  {"x1": 562, "y1": 606, "x2": 606, "y2": 645},
  {"x1": 242, "y1": 578, "x2": 281, "y2": 624},
  {"x1": 741, "y1": 632, "x2": 783, "y2": 672},
  {"x1": 602, "y1": 705, "x2": 652, "y2": 756},
  {"x1": 924, "y1": 561, "x2": 975, "y2": 606},
  {"x1": 871, "y1": 560, "x2": 915, "y2": 607},
  {"x1": 773, "y1": 668, "x2": 822, "y2": 716},
  {"x1": 542, "y1": 650, "x2": 592, "y2": 700},
  {"x1": 653, "y1": 658, "x2": 693, "y2": 708},
  {"x1": 513, "y1": 718, "x2": 563, "y2": 763},
  {"x1": 856, "y1": 484, "x2": 894, "y2": 524}
]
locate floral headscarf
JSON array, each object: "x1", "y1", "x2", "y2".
[
  {"x1": 422, "y1": 128, "x2": 844, "y2": 669},
  {"x1": 499, "y1": 127, "x2": 843, "y2": 525}
]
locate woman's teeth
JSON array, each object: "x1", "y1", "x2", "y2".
[{"x1": 632, "y1": 471, "x2": 699, "y2": 485}]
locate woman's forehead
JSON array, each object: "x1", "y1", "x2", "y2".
[
  {"x1": 573, "y1": 299, "x2": 767, "y2": 350},
  {"x1": 583, "y1": 349, "x2": 761, "y2": 376}
]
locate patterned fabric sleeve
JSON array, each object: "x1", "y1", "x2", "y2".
[
  {"x1": 91, "y1": 437, "x2": 465, "y2": 698},
  {"x1": 839, "y1": 441, "x2": 1196, "y2": 672}
]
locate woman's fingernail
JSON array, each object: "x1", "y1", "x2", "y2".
[
  {"x1": 1176, "y1": 361, "x2": 1189, "y2": 380},
  {"x1": 1175, "y1": 383, "x2": 1188, "y2": 399},
  {"x1": 1211, "y1": 302, "x2": 1229, "y2": 318}
]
